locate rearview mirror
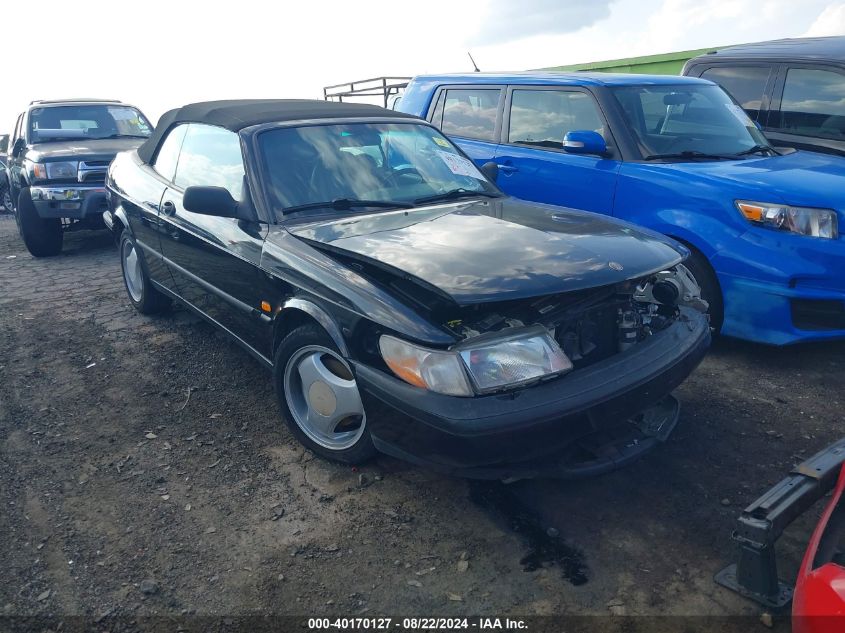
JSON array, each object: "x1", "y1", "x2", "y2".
[
  {"x1": 563, "y1": 131, "x2": 608, "y2": 157},
  {"x1": 480, "y1": 161, "x2": 499, "y2": 182},
  {"x1": 183, "y1": 186, "x2": 239, "y2": 218},
  {"x1": 664, "y1": 92, "x2": 692, "y2": 106}
]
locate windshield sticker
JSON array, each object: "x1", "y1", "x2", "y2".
[
  {"x1": 109, "y1": 107, "x2": 137, "y2": 121},
  {"x1": 725, "y1": 103, "x2": 754, "y2": 127},
  {"x1": 433, "y1": 136, "x2": 451, "y2": 148},
  {"x1": 436, "y1": 150, "x2": 482, "y2": 178}
]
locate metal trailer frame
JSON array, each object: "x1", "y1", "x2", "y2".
[
  {"x1": 323, "y1": 77, "x2": 411, "y2": 109},
  {"x1": 715, "y1": 436, "x2": 845, "y2": 609}
]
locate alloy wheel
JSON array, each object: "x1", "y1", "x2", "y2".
[
  {"x1": 122, "y1": 239, "x2": 144, "y2": 302},
  {"x1": 283, "y1": 345, "x2": 366, "y2": 451}
]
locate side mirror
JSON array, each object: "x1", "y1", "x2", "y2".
[
  {"x1": 11, "y1": 137, "x2": 25, "y2": 157},
  {"x1": 563, "y1": 131, "x2": 608, "y2": 156},
  {"x1": 183, "y1": 186, "x2": 239, "y2": 218},
  {"x1": 480, "y1": 161, "x2": 499, "y2": 182}
]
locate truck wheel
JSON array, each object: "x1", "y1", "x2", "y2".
[
  {"x1": 274, "y1": 324, "x2": 376, "y2": 464},
  {"x1": 0, "y1": 182, "x2": 11, "y2": 213},
  {"x1": 684, "y1": 248, "x2": 724, "y2": 334},
  {"x1": 17, "y1": 188, "x2": 63, "y2": 257},
  {"x1": 119, "y1": 230, "x2": 171, "y2": 314}
]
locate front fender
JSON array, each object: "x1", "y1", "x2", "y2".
[
  {"x1": 278, "y1": 297, "x2": 349, "y2": 357},
  {"x1": 111, "y1": 203, "x2": 131, "y2": 236},
  {"x1": 643, "y1": 211, "x2": 741, "y2": 260}
]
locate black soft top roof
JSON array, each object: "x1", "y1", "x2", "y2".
[{"x1": 137, "y1": 99, "x2": 418, "y2": 163}]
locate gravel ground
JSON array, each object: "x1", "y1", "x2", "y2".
[{"x1": 1, "y1": 213, "x2": 843, "y2": 632}]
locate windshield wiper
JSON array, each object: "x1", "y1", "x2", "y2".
[
  {"x1": 643, "y1": 150, "x2": 737, "y2": 161},
  {"x1": 414, "y1": 188, "x2": 501, "y2": 205},
  {"x1": 96, "y1": 133, "x2": 150, "y2": 139},
  {"x1": 734, "y1": 144, "x2": 780, "y2": 157},
  {"x1": 283, "y1": 198, "x2": 414, "y2": 215}
]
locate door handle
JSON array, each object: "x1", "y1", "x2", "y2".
[
  {"x1": 161, "y1": 201, "x2": 176, "y2": 216},
  {"x1": 497, "y1": 163, "x2": 518, "y2": 174}
]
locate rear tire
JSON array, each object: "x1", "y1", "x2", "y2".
[
  {"x1": 119, "y1": 230, "x2": 171, "y2": 314},
  {"x1": 683, "y1": 247, "x2": 723, "y2": 334},
  {"x1": 274, "y1": 324, "x2": 376, "y2": 464},
  {"x1": 17, "y1": 188, "x2": 62, "y2": 257}
]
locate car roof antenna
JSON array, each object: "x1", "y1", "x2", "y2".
[{"x1": 468, "y1": 52, "x2": 481, "y2": 73}]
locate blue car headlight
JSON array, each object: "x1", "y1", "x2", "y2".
[{"x1": 736, "y1": 200, "x2": 838, "y2": 239}]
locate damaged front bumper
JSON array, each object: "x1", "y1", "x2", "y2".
[{"x1": 354, "y1": 307, "x2": 710, "y2": 479}]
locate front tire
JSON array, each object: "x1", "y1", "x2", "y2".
[
  {"x1": 119, "y1": 230, "x2": 171, "y2": 314},
  {"x1": 17, "y1": 188, "x2": 62, "y2": 257},
  {"x1": 0, "y1": 182, "x2": 11, "y2": 213},
  {"x1": 274, "y1": 324, "x2": 376, "y2": 464},
  {"x1": 683, "y1": 248, "x2": 723, "y2": 334}
]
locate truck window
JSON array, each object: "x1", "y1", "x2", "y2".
[
  {"x1": 777, "y1": 67, "x2": 845, "y2": 139},
  {"x1": 699, "y1": 66, "x2": 771, "y2": 121},
  {"x1": 508, "y1": 90, "x2": 605, "y2": 150},
  {"x1": 439, "y1": 89, "x2": 500, "y2": 141}
]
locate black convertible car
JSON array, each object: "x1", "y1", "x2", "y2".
[{"x1": 105, "y1": 99, "x2": 710, "y2": 479}]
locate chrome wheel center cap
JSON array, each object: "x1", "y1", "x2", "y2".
[{"x1": 308, "y1": 381, "x2": 337, "y2": 417}]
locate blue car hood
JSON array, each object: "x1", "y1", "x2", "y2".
[{"x1": 650, "y1": 151, "x2": 845, "y2": 210}]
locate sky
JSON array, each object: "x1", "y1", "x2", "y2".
[{"x1": 2, "y1": 0, "x2": 844, "y2": 130}]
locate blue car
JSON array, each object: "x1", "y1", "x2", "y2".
[{"x1": 397, "y1": 73, "x2": 845, "y2": 345}]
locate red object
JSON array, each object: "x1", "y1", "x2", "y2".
[{"x1": 793, "y1": 464, "x2": 845, "y2": 633}]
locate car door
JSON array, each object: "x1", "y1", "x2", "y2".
[
  {"x1": 695, "y1": 63, "x2": 776, "y2": 125},
  {"x1": 493, "y1": 86, "x2": 620, "y2": 213},
  {"x1": 125, "y1": 123, "x2": 188, "y2": 292},
  {"x1": 157, "y1": 123, "x2": 271, "y2": 359},
  {"x1": 766, "y1": 64, "x2": 845, "y2": 156},
  {"x1": 427, "y1": 86, "x2": 503, "y2": 168}
]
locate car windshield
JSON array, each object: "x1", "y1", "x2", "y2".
[
  {"x1": 258, "y1": 122, "x2": 500, "y2": 218},
  {"x1": 28, "y1": 105, "x2": 152, "y2": 143},
  {"x1": 611, "y1": 84, "x2": 773, "y2": 159}
]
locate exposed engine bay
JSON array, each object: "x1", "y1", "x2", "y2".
[{"x1": 445, "y1": 265, "x2": 708, "y2": 369}]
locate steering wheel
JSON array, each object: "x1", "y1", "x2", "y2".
[
  {"x1": 662, "y1": 135, "x2": 706, "y2": 152},
  {"x1": 391, "y1": 166, "x2": 424, "y2": 182}
]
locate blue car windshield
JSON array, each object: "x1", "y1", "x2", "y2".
[
  {"x1": 258, "y1": 122, "x2": 499, "y2": 218},
  {"x1": 611, "y1": 84, "x2": 772, "y2": 159}
]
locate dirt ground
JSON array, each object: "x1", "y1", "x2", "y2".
[{"x1": 1, "y1": 213, "x2": 844, "y2": 632}]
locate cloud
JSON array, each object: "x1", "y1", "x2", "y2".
[
  {"x1": 804, "y1": 2, "x2": 845, "y2": 36},
  {"x1": 470, "y1": 0, "x2": 616, "y2": 45}
]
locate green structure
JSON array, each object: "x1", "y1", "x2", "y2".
[{"x1": 543, "y1": 46, "x2": 723, "y2": 75}]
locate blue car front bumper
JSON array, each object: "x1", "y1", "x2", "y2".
[{"x1": 713, "y1": 228, "x2": 845, "y2": 345}]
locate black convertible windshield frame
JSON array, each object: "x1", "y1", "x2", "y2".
[{"x1": 247, "y1": 117, "x2": 504, "y2": 223}]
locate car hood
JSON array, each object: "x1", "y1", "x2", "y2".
[
  {"x1": 284, "y1": 197, "x2": 685, "y2": 305},
  {"x1": 647, "y1": 150, "x2": 845, "y2": 210},
  {"x1": 26, "y1": 137, "x2": 148, "y2": 162}
]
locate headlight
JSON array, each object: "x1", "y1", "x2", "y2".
[
  {"x1": 379, "y1": 335, "x2": 473, "y2": 396},
  {"x1": 736, "y1": 200, "x2": 838, "y2": 239},
  {"x1": 27, "y1": 161, "x2": 79, "y2": 181},
  {"x1": 457, "y1": 327, "x2": 573, "y2": 393},
  {"x1": 378, "y1": 327, "x2": 573, "y2": 397}
]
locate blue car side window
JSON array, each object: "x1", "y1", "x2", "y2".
[{"x1": 508, "y1": 90, "x2": 606, "y2": 150}]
